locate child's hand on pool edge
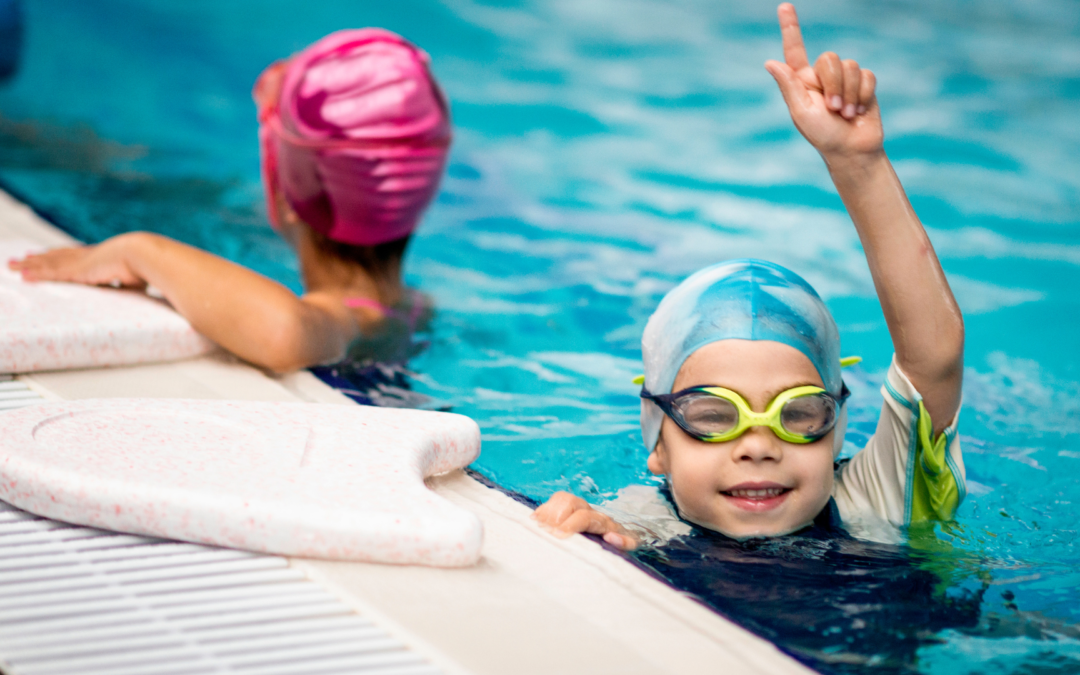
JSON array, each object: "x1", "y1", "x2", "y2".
[
  {"x1": 11, "y1": 232, "x2": 365, "y2": 374},
  {"x1": 764, "y1": 3, "x2": 883, "y2": 159},
  {"x1": 8, "y1": 234, "x2": 147, "y2": 289},
  {"x1": 533, "y1": 491, "x2": 639, "y2": 551}
]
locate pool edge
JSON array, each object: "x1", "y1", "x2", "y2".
[{"x1": 2, "y1": 186, "x2": 817, "y2": 675}]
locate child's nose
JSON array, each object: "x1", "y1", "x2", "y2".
[{"x1": 733, "y1": 426, "x2": 783, "y2": 462}]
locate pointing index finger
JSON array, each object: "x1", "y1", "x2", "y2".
[{"x1": 778, "y1": 3, "x2": 810, "y2": 71}]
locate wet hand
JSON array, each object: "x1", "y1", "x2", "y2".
[
  {"x1": 7, "y1": 235, "x2": 146, "y2": 289},
  {"x1": 764, "y1": 3, "x2": 883, "y2": 158},
  {"x1": 532, "y1": 491, "x2": 639, "y2": 551}
]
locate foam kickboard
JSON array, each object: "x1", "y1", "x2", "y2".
[
  {"x1": 0, "y1": 399, "x2": 483, "y2": 566},
  {"x1": 1, "y1": 239, "x2": 215, "y2": 373}
]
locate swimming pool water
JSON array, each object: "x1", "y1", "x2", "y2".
[{"x1": 1, "y1": 0, "x2": 1079, "y2": 672}]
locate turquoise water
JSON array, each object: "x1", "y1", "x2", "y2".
[{"x1": 1, "y1": 0, "x2": 1079, "y2": 672}]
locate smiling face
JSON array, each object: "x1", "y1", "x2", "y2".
[{"x1": 647, "y1": 339, "x2": 836, "y2": 539}]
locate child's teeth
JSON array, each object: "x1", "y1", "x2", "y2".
[{"x1": 730, "y1": 488, "x2": 784, "y2": 498}]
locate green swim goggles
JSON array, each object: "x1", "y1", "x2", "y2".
[{"x1": 640, "y1": 382, "x2": 850, "y2": 444}]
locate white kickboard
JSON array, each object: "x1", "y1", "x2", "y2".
[
  {"x1": 0, "y1": 239, "x2": 215, "y2": 373},
  {"x1": 0, "y1": 398, "x2": 484, "y2": 567}
]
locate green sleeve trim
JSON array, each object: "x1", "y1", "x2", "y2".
[
  {"x1": 908, "y1": 400, "x2": 963, "y2": 523},
  {"x1": 942, "y1": 427, "x2": 966, "y2": 505}
]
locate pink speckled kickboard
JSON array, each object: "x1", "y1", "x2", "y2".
[
  {"x1": 0, "y1": 399, "x2": 484, "y2": 566},
  {"x1": 1, "y1": 239, "x2": 216, "y2": 373}
]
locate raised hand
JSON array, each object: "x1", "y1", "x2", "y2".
[
  {"x1": 762, "y1": 5, "x2": 964, "y2": 433},
  {"x1": 8, "y1": 235, "x2": 146, "y2": 288},
  {"x1": 764, "y1": 3, "x2": 883, "y2": 157},
  {"x1": 533, "y1": 491, "x2": 639, "y2": 551}
]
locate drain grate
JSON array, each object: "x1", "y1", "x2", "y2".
[
  {"x1": 0, "y1": 502, "x2": 445, "y2": 675},
  {"x1": 0, "y1": 380, "x2": 445, "y2": 675},
  {"x1": 0, "y1": 378, "x2": 45, "y2": 411}
]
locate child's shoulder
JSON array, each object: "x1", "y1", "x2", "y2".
[
  {"x1": 598, "y1": 484, "x2": 693, "y2": 546},
  {"x1": 833, "y1": 355, "x2": 965, "y2": 530}
]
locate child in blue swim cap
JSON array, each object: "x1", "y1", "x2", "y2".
[{"x1": 534, "y1": 3, "x2": 966, "y2": 546}]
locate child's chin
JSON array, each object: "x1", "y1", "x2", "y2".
[{"x1": 694, "y1": 515, "x2": 813, "y2": 540}]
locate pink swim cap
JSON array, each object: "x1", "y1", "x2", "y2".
[{"x1": 255, "y1": 29, "x2": 451, "y2": 247}]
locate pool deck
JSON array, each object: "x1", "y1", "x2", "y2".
[{"x1": 0, "y1": 188, "x2": 815, "y2": 675}]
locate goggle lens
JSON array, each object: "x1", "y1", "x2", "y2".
[
  {"x1": 779, "y1": 393, "x2": 836, "y2": 438},
  {"x1": 678, "y1": 394, "x2": 739, "y2": 435}
]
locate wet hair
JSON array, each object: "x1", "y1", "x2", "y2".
[{"x1": 307, "y1": 228, "x2": 410, "y2": 279}]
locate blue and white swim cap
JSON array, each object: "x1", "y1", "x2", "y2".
[{"x1": 641, "y1": 259, "x2": 845, "y2": 454}]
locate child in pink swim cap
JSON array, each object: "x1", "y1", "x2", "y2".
[
  {"x1": 256, "y1": 28, "x2": 451, "y2": 248},
  {"x1": 10, "y1": 29, "x2": 451, "y2": 373}
]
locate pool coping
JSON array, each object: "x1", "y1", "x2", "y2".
[{"x1": 1, "y1": 187, "x2": 816, "y2": 675}]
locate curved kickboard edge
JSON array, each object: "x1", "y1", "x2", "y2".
[
  {"x1": 0, "y1": 239, "x2": 216, "y2": 373},
  {"x1": 0, "y1": 399, "x2": 484, "y2": 567}
]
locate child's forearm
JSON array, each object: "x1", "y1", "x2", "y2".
[
  {"x1": 120, "y1": 233, "x2": 353, "y2": 372},
  {"x1": 764, "y1": 4, "x2": 964, "y2": 431},
  {"x1": 824, "y1": 150, "x2": 964, "y2": 430}
]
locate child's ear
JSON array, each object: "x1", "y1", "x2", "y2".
[{"x1": 647, "y1": 437, "x2": 669, "y2": 476}]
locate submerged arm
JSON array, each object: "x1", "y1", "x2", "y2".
[
  {"x1": 765, "y1": 3, "x2": 963, "y2": 431},
  {"x1": 9, "y1": 232, "x2": 359, "y2": 372}
]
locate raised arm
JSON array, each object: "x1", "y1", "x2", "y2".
[
  {"x1": 764, "y1": 3, "x2": 963, "y2": 433},
  {"x1": 8, "y1": 232, "x2": 359, "y2": 373}
]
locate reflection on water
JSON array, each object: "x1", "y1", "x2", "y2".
[
  {"x1": 634, "y1": 515, "x2": 984, "y2": 674},
  {"x1": 0, "y1": 113, "x2": 298, "y2": 289},
  {"x1": 0, "y1": 0, "x2": 1079, "y2": 672},
  {"x1": 0, "y1": 0, "x2": 22, "y2": 82},
  {"x1": 312, "y1": 296, "x2": 439, "y2": 409},
  {"x1": 638, "y1": 515, "x2": 1080, "y2": 675},
  {"x1": 0, "y1": 115, "x2": 144, "y2": 172}
]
